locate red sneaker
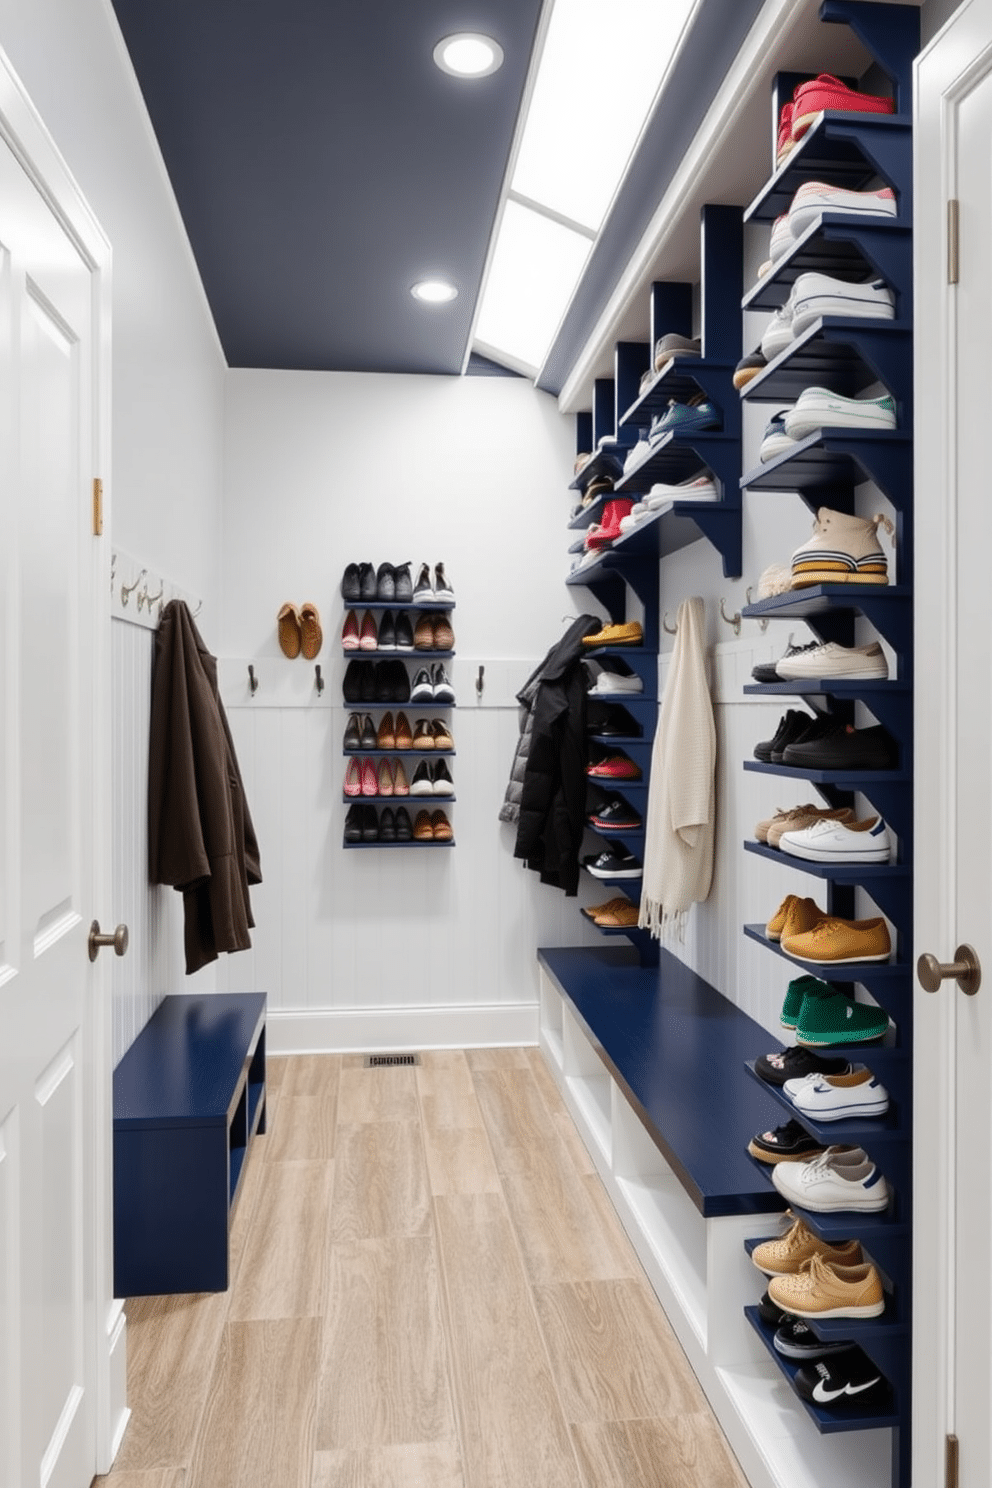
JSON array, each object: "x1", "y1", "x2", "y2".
[
  {"x1": 776, "y1": 101, "x2": 795, "y2": 163},
  {"x1": 586, "y1": 499, "x2": 635, "y2": 550},
  {"x1": 586, "y1": 755, "x2": 642, "y2": 781},
  {"x1": 791, "y1": 75, "x2": 894, "y2": 141},
  {"x1": 342, "y1": 610, "x2": 360, "y2": 650},
  {"x1": 359, "y1": 610, "x2": 378, "y2": 651}
]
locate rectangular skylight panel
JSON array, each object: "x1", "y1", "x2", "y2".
[
  {"x1": 473, "y1": 200, "x2": 592, "y2": 371},
  {"x1": 511, "y1": 0, "x2": 698, "y2": 232}
]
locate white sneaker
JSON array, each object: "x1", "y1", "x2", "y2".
[
  {"x1": 788, "y1": 181, "x2": 898, "y2": 239},
  {"x1": 618, "y1": 503, "x2": 651, "y2": 533},
  {"x1": 759, "y1": 412, "x2": 798, "y2": 463},
  {"x1": 786, "y1": 1067, "x2": 890, "y2": 1120},
  {"x1": 645, "y1": 474, "x2": 718, "y2": 509},
  {"x1": 790, "y1": 273, "x2": 895, "y2": 337},
  {"x1": 770, "y1": 212, "x2": 795, "y2": 261},
  {"x1": 779, "y1": 814, "x2": 892, "y2": 864},
  {"x1": 761, "y1": 287, "x2": 798, "y2": 359},
  {"x1": 783, "y1": 388, "x2": 897, "y2": 441},
  {"x1": 775, "y1": 640, "x2": 888, "y2": 680},
  {"x1": 772, "y1": 1147, "x2": 890, "y2": 1212},
  {"x1": 588, "y1": 671, "x2": 644, "y2": 696}
]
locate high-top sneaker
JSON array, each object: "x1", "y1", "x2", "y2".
[{"x1": 790, "y1": 508, "x2": 893, "y2": 588}]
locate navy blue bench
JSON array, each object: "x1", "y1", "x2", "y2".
[
  {"x1": 538, "y1": 945, "x2": 785, "y2": 1218},
  {"x1": 113, "y1": 992, "x2": 267, "y2": 1296}
]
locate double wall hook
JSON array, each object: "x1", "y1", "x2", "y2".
[
  {"x1": 719, "y1": 598, "x2": 741, "y2": 636},
  {"x1": 120, "y1": 568, "x2": 146, "y2": 608},
  {"x1": 248, "y1": 664, "x2": 258, "y2": 696}
]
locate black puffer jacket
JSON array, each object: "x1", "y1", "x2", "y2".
[{"x1": 509, "y1": 614, "x2": 599, "y2": 895}]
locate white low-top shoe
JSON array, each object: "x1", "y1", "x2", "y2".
[
  {"x1": 618, "y1": 504, "x2": 651, "y2": 533},
  {"x1": 772, "y1": 1146, "x2": 890, "y2": 1212},
  {"x1": 789, "y1": 273, "x2": 895, "y2": 337},
  {"x1": 788, "y1": 1067, "x2": 890, "y2": 1121},
  {"x1": 783, "y1": 387, "x2": 897, "y2": 440},
  {"x1": 775, "y1": 640, "x2": 888, "y2": 680},
  {"x1": 588, "y1": 672, "x2": 644, "y2": 696},
  {"x1": 760, "y1": 287, "x2": 798, "y2": 359},
  {"x1": 769, "y1": 212, "x2": 795, "y2": 261},
  {"x1": 788, "y1": 181, "x2": 897, "y2": 238},
  {"x1": 645, "y1": 474, "x2": 718, "y2": 509},
  {"x1": 779, "y1": 814, "x2": 893, "y2": 863}
]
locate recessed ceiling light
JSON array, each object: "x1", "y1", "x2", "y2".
[
  {"x1": 411, "y1": 279, "x2": 459, "y2": 304},
  {"x1": 433, "y1": 33, "x2": 504, "y2": 78}
]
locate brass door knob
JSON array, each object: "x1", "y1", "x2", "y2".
[
  {"x1": 917, "y1": 944, "x2": 981, "y2": 996},
  {"x1": 88, "y1": 920, "x2": 129, "y2": 962}
]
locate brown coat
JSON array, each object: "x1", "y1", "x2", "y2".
[{"x1": 148, "y1": 601, "x2": 261, "y2": 974}]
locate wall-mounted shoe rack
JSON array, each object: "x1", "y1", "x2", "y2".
[
  {"x1": 341, "y1": 577, "x2": 457, "y2": 848},
  {"x1": 541, "y1": 6, "x2": 918, "y2": 1488}
]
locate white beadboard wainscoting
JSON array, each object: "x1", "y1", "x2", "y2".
[{"x1": 110, "y1": 616, "x2": 189, "y2": 1066}]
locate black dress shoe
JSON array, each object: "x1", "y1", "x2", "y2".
[
  {"x1": 358, "y1": 562, "x2": 377, "y2": 601},
  {"x1": 358, "y1": 661, "x2": 376, "y2": 703},
  {"x1": 344, "y1": 661, "x2": 362, "y2": 704},
  {"x1": 378, "y1": 610, "x2": 396, "y2": 649},
  {"x1": 782, "y1": 722, "x2": 898, "y2": 771},
  {"x1": 394, "y1": 806, "x2": 412, "y2": 841},
  {"x1": 361, "y1": 805, "x2": 379, "y2": 841},
  {"x1": 341, "y1": 564, "x2": 360, "y2": 601},
  {"x1": 344, "y1": 804, "x2": 363, "y2": 843},
  {"x1": 372, "y1": 661, "x2": 392, "y2": 703},
  {"x1": 359, "y1": 714, "x2": 378, "y2": 750},
  {"x1": 394, "y1": 611, "x2": 414, "y2": 651},
  {"x1": 343, "y1": 712, "x2": 361, "y2": 751},
  {"x1": 379, "y1": 807, "x2": 396, "y2": 842}
]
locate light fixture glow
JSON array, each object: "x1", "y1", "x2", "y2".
[
  {"x1": 433, "y1": 33, "x2": 504, "y2": 78},
  {"x1": 411, "y1": 279, "x2": 458, "y2": 304}
]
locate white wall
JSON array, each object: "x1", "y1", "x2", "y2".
[
  {"x1": 218, "y1": 371, "x2": 612, "y2": 1048},
  {"x1": 0, "y1": 0, "x2": 226, "y2": 605}
]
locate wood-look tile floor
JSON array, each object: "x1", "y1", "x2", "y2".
[{"x1": 95, "y1": 1048, "x2": 749, "y2": 1488}]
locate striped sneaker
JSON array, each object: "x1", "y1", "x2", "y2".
[{"x1": 789, "y1": 507, "x2": 893, "y2": 588}]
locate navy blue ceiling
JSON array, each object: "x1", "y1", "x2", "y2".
[{"x1": 110, "y1": 0, "x2": 544, "y2": 376}]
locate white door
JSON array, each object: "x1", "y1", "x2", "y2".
[
  {"x1": 915, "y1": 5, "x2": 992, "y2": 1485},
  {"x1": 0, "y1": 54, "x2": 114, "y2": 1488}
]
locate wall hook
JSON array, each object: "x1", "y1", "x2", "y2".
[
  {"x1": 120, "y1": 568, "x2": 146, "y2": 608},
  {"x1": 314, "y1": 664, "x2": 324, "y2": 696},
  {"x1": 140, "y1": 584, "x2": 164, "y2": 615},
  {"x1": 662, "y1": 612, "x2": 678, "y2": 635},
  {"x1": 745, "y1": 587, "x2": 769, "y2": 631},
  {"x1": 248, "y1": 664, "x2": 258, "y2": 696},
  {"x1": 476, "y1": 664, "x2": 485, "y2": 699},
  {"x1": 719, "y1": 598, "x2": 741, "y2": 636}
]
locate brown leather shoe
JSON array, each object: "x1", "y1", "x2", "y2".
[
  {"x1": 413, "y1": 809, "x2": 434, "y2": 840},
  {"x1": 581, "y1": 896, "x2": 630, "y2": 920},
  {"x1": 394, "y1": 712, "x2": 413, "y2": 749},
  {"x1": 277, "y1": 603, "x2": 302, "y2": 658},
  {"x1": 413, "y1": 719, "x2": 435, "y2": 750},
  {"x1": 430, "y1": 718, "x2": 453, "y2": 749},
  {"x1": 376, "y1": 711, "x2": 395, "y2": 750},
  {"x1": 300, "y1": 602, "x2": 323, "y2": 660},
  {"x1": 595, "y1": 903, "x2": 639, "y2": 927},
  {"x1": 414, "y1": 615, "x2": 434, "y2": 650},
  {"x1": 433, "y1": 613, "x2": 455, "y2": 650},
  {"x1": 431, "y1": 809, "x2": 453, "y2": 841}
]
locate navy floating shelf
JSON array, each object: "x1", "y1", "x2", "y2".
[
  {"x1": 743, "y1": 924, "x2": 910, "y2": 985},
  {"x1": 343, "y1": 838, "x2": 455, "y2": 849},
  {"x1": 619, "y1": 358, "x2": 731, "y2": 427},
  {"x1": 745, "y1": 115, "x2": 913, "y2": 226},
  {"x1": 567, "y1": 494, "x2": 611, "y2": 530},
  {"x1": 744, "y1": 1308, "x2": 899, "y2": 1433},
  {"x1": 343, "y1": 747, "x2": 456, "y2": 757},
  {"x1": 741, "y1": 428, "x2": 913, "y2": 510},
  {"x1": 744, "y1": 680, "x2": 908, "y2": 698},
  {"x1": 743, "y1": 217, "x2": 912, "y2": 315},
  {"x1": 743, "y1": 839, "x2": 908, "y2": 880},
  {"x1": 744, "y1": 760, "x2": 910, "y2": 787},
  {"x1": 741, "y1": 317, "x2": 912, "y2": 406},
  {"x1": 615, "y1": 430, "x2": 738, "y2": 491},
  {"x1": 343, "y1": 600, "x2": 456, "y2": 612}
]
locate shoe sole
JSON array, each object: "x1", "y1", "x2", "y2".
[
  {"x1": 747, "y1": 1140, "x2": 826, "y2": 1164},
  {"x1": 788, "y1": 948, "x2": 892, "y2": 965},
  {"x1": 795, "y1": 1029, "x2": 888, "y2": 1048},
  {"x1": 784, "y1": 410, "x2": 897, "y2": 438},
  {"x1": 781, "y1": 843, "x2": 891, "y2": 863},
  {"x1": 790, "y1": 572, "x2": 889, "y2": 589},
  {"x1": 795, "y1": 1102, "x2": 889, "y2": 1120},
  {"x1": 760, "y1": 435, "x2": 799, "y2": 462},
  {"x1": 733, "y1": 367, "x2": 764, "y2": 389},
  {"x1": 773, "y1": 1297, "x2": 886, "y2": 1319},
  {"x1": 590, "y1": 820, "x2": 642, "y2": 831},
  {"x1": 791, "y1": 300, "x2": 894, "y2": 335},
  {"x1": 789, "y1": 199, "x2": 896, "y2": 235},
  {"x1": 586, "y1": 865, "x2": 642, "y2": 879}
]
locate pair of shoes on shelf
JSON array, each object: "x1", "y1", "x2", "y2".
[
  {"x1": 769, "y1": 181, "x2": 897, "y2": 268},
  {"x1": 760, "y1": 395, "x2": 897, "y2": 466},
  {"x1": 766, "y1": 893, "x2": 893, "y2": 973},
  {"x1": 587, "y1": 754, "x2": 641, "y2": 781},
  {"x1": 344, "y1": 803, "x2": 416, "y2": 843},
  {"x1": 412, "y1": 718, "x2": 454, "y2": 750},
  {"x1": 775, "y1": 74, "x2": 895, "y2": 167},
  {"x1": 343, "y1": 609, "x2": 415, "y2": 652},
  {"x1": 410, "y1": 663, "x2": 455, "y2": 703},
  {"x1": 413, "y1": 563, "x2": 455, "y2": 603},
  {"x1": 342, "y1": 562, "x2": 413, "y2": 603},
  {"x1": 776, "y1": 975, "x2": 890, "y2": 1060},
  {"x1": 764, "y1": 716, "x2": 898, "y2": 769},
  {"x1": 587, "y1": 797, "x2": 642, "y2": 831},
  {"x1": 586, "y1": 663, "x2": 644, "y2": 696},
  {"x1": 582, "y1": 620, "x2": 643, "y2": 649},
  {"x1": 583, "y1": 847, "x2": 642, "y2": 879},
  {"x1": 413, "y1": 612, "x2": 455, "y2": 650},
  {"x1": 409, "y1": 759, "x2": 454, "y2": 796},
  {"x1": 277, "y1": 603, "x2": 322, "y2": 659},
  {"x1": 752, "y1": 638, "x2": 888, "y2": 684},
  {"x1": 759, "y1": 273, "x2": 895, "y2": 363},
  {"x1": 344, "y1": 659, "x2": 411, "y2": 704},
  {"x1": 584, "y1": 499, "x2": 635, "y2": 551},
  {"x1": 581, "y1": 895, "x2": 640, "y2": 927},
  {"x1": 413, "y1": 808, "x2": 453, "y2": 842},
  {"x1": 771, "y1": 1145, "x2": 890, "y2": 1217}
]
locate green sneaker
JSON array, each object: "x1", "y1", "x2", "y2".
[
  {"x1": 795, "y1": 993, "x2": 890, "y2": 1047},
  {"x1": 780, "y1": 975, "x2": 835, "y2": 1031}
]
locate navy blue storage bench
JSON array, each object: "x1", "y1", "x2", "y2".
[
  {"x1": 538, "y1": 945, "x2": 783, "y2": 1217},
  {"x1": 113, "y1": 992, "x2": 267, "y2": 1297}
]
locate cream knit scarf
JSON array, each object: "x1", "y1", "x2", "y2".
[{"x1": 638, "y1": 596, "x2": 716, "y2": 939}]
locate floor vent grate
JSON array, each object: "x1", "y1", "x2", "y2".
[{"x1": 363, "y1": 1053, "x2": 421, "y2": 1068}]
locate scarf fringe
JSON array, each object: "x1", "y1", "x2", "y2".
[{"x1": 638, "y1": 898, "x2": 689, "y2": 943}]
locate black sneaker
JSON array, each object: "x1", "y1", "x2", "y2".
[
  {"x1": 394, "y1": 806, "x2": 413, "y2": 841},
  {"x1": 358, "y1": 562, "x2": 377, "y2": 601},
  {"x1": 773, "y1": 1318, "x2": 856, "y2": 1361},
  {"x1": 583, "y1": 848, "x2": 642, "y2": 879},
  {"x1": 394, "y1": 612, "x2": 414, "y2": 651},
  {"x1": 411, "y1": 667, "x2": 433, "y2": 702},
  {"x1": 773, "y1": 710, "x2": 836, "y2": 763},
  {"x1": 754, "y1": 1045, "x2": 852, "y2": 1087},
  {"x1": 754, "y1": 709, "x2": 812, "y2": 764},
  {"x1": 413, "y1": 562, "x2": 433, "y2": 602},
  {"x1": 344, "y1": 804, "x2": 363, "y2": 843},
  {"x1": 376, "y1": 563, "x2": 395, "y2": 601},
  {"x1": 751, "y1": 639, "x2": 821, "y2": 685},
  {"x1": 794, "y1": 1348, "x2": 889, "y2": 1407},
  {"x1": 359, "y1": 714, "x2": 378, "y2": 750},
  {"x1": 378, "y1": 610, "x2": 396, "y2": 650},
  {"x1": 432, "y1": 663, "x2": 455, "y2": 703},
  {"x1": 588, "y1": 798, "x2": 642, "y2": 831},
  {"x1": 360, "y1": 805, "x2": 379, "y2": 842},
  {"x1": 379, "y1": 806, "x2": 396, "y2": 842},
  {"x1": 343, "y1": 713, "x2": 362, "y2": 751},
  {"x1": 341, "y1": 563, "x2": 360, "y2": 602},
  {"x1": 782, "y1": 722, "x2": 898, "y2": 771},
  {"x1": 747, "y1": 1120, "x2": 826, "y2": 1164}
]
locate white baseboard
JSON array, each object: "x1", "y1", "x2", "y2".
[{"x1": 267, "y1": 1001, "x2": 539, "y2": 1054}]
